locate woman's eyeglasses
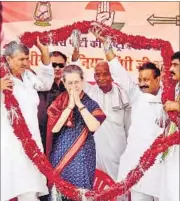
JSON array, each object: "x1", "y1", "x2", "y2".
[{"x1": 52, "y1": 62, "x2": 65, "y2": 68}]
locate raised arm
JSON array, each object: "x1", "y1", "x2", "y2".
[
  {"x1": 91, "y1": 26, "x2": 140, "y2": 103},
  {"x1": 108, "y1": 54, "x2": 138, "y2": 103},
  {"x1": 30, "y1": 37, "x2": 54, "y2": 91}
]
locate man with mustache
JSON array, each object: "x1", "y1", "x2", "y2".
[
  {"x1": 160, "y1": 51, "x2": 180, "y2": 201},
  {"x1": 138, "y1": 62, "x2": 161, "y2": 95},
  {"x1": 92, "y1": 27, "x2": 164, "y2": 201}
]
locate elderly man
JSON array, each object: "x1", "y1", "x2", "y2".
[
  {"x1": 91, "y1": 28, "x2": 165, "y2": 201},
  {"x1": 86, "y1": 61, "x2": 131, "y2": 183},
  {"x1": 160, "y1": 51, "x2": 180, "y2": 201},
  {"x1": 1, "y1": 38, "x2": 54, "y2": 201},
  {"x1": 38, "y1": 51, "x2": 67, "y2": 151}
]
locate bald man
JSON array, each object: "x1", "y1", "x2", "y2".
[{"x1": 84, "y1": 60, "x2": 131, "y2": 184}]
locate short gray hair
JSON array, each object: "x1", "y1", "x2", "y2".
[
  {"x1": 62, "y1": 65, "x2": 84, "y2": 82},
  {"x1": 4, "y1": 41, "x2": 29, "y2": 57}
]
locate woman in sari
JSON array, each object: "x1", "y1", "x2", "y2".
[{"x1": 46, "y1": 65, "x2": 106, "y2": 201}]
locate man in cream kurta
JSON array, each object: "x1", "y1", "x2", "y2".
[
  {"x1": 84, "y1": 63, "x2": 131, "y2": 201},
  {"x1": 1, "y1": 38, "x2": 54, "y2": 201},
  {"x1": 84, "y1": 80, "x2": 131, "y2": 181}
]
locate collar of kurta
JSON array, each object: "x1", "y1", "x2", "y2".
[
  {"x1": 11, "y1": 70, "x2": 41, "y2": 85},
  {"x1": 52, "y1": 81, "x2": 65, "y2": 89},
  {"x1": 96, "y1": 82, "x2": 130, "y2": 110},
  {"x1": 143, "y1": 89, "x2": 162, "y2": 104}
]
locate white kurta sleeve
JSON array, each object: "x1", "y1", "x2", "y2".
[
  {"x1": 124, "y1": 107, "x2": 131, "y2": 138},
  {"x1": 70, "y1": 58, "x2": 81, "y2": 66},
  {"x1": 1, "y1": 91, "x2": 5, "y2": 103},
  {"x1": 30, "y1": 63, "x2": 54, "y2": 91},
  {"x1": 84, "y1": 82, "x2": 94, "y2": 94},
  {"x1": 108, "y1": 57, "x2": 140, "y2": 103}
]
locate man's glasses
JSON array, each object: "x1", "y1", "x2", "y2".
[{"x1": 52, "y1": 62, "x2": 65, "y2": 68}]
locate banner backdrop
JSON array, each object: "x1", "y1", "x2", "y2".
[{"x1": 1, "y1": 1, "x2": 179, "y2": 82}]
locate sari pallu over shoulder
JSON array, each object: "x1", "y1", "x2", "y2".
[{"x1": 46, "y1": 91, "x2": 74, "y2": 159}]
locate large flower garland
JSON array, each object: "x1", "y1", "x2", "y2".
[
  {"x1": 19, "y1": 20, "x2": 178, "y2": 125},
  {"x1": 1, "y1": 21, "x2": 179, "y2": 200}
]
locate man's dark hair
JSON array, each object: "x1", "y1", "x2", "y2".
[
  {"x1": 139, "y1": 62, "x2": 161, "y2": 78},
  {"x1": 171, "y1": 51, "x2": 180, "y2": 61},
  {"x1": 49, "y1": 51, "x2": 67, "y2": 63}
]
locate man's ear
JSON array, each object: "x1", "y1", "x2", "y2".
[
  {"x1": 156, "y1": 76, "x2": 161, "y2": 84},
  {"x1": 6, "y1": 56, "x2": 10, "y2": 64}
]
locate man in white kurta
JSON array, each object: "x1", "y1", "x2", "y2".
[
  {"x1": 107, "y1": 57, "x2": 164, "y2": 201},
  {"x1": 84, "y1": 76, "x2": 131, "y2": 181},
  {"x1": 1, "y1": 38, "x2": 54, "y2": 201},
  {"x1": 159, "y1": 51, "x2": 180, "y2": 201},
  {"x1": 90, "y1": 26, "x2": 165, "y2": 200},
  {"x1": 92, "y1": 33, "x2": 165, "y2": 200},
  {"x1": 84, "y1": 64, "x2": 131, "y2": 201}
]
